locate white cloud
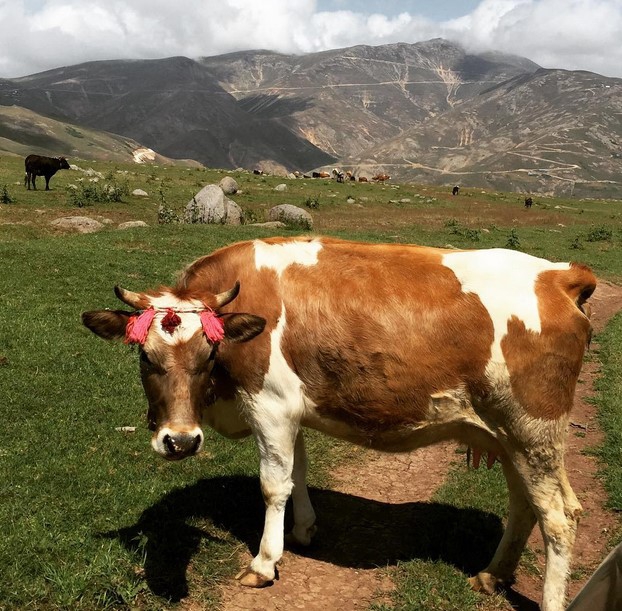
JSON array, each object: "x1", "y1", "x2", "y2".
[{"x1": 2, "y1": 0, "x2": 621, "y2": 78}]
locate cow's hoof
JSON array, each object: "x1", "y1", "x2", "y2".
[
  {"x1": 468, "y1": 572, "x2": 503, "y2": 594},
  {"x1": 285, "y1": 524, "x2": 317, "y2": 547},
  {"x1": 235, "y1": 567, "x2": 272, "y2": 588}
]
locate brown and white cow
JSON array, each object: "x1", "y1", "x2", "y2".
[{"x1": 82, "y1": 237, "x2": 596, "y2": 611}]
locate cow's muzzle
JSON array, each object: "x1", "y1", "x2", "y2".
[{"x1": 152, "y1": 426, "x2": 204, "y2": 460}]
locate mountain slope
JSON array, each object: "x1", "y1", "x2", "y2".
[
  {"x1": 0, "y1": 56, "x2": 334, "y2": 171},
  {"x1": 1, "y1": 39, "x2": 621, "y2": 195}
]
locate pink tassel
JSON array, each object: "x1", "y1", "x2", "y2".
[
  {"x1": 200, "y1": 309, "x2": 225, "y2": 343},
  {"x1": 125, "y1": 308, "x2": 156, "y2": 344}
]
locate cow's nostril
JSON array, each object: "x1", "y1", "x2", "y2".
[
  {"x1": 163, "y1": 434, "x2": 176, "y2": 454},
  {"x1": 191, "y1": 434, "x2": 201, "y2": 454}
]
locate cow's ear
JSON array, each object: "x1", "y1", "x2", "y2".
[
  {"x1": 82, "y1": 310, "x2": 132, "y2": 341},
  {"x1": 223, "y1": 314, "x2": 266, "y2": 343}
]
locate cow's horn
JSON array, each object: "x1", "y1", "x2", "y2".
[
  {"x1": 114, "y1": 285, "x2": 145, "y2": 309},
  {"x1": 215, "y1": 281, "x2": 240, "y2": 308}
]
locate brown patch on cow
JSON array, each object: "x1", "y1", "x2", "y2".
[
  {"x1": 502, "y1": 266, "x2": 596, "y2": 420},
  {"x1": 174, "y1": 239, "x2": 280, "y2": 396},
  {"x1": 141, "y1": 331, "x2": 214, "y2": 430},
  {"x1": 279, "y1": 242, "x2": 494, "y2": 432}
]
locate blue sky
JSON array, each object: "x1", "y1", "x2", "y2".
[
  {"x1": 4, "y1": 1, "x2": 622, "y2": 78},
  {"x1": 317, "y1": 0, "x2": 481, "y2": 20}
]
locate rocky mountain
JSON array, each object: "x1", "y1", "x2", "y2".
[{"x1": 1, "y1": 39, "x2": 621, "y2": 195}]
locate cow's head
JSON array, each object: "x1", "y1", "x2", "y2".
[
  {"x1": 82, "y1": 282, "x2": 266, "y2": 460},
  {"x1": 58, "y1": 157, "x2": 70, "y2": 169}
]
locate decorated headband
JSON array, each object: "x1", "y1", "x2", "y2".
[{"x1": 124, "y1": 306, "x2": 225, "y2": 345}]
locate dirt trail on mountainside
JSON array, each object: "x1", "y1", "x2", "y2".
[{"x1": 217, "y1": 282, "x2": 622, "y2": 611}]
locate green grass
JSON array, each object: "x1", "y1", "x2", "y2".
[
  {"x1": 1, "y1": 154, "x2": 622, "y2": 609},
  {"x1": 595, "y1": 312, "x2": 622, "y2": 520}
]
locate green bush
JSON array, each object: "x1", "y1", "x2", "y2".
[
  {"x1": 67, "y1": 181, "x2": 129, "y2": 207},
  {"x1": 586, "y1": 225, "x2": 613, "y2": 242},
  {"x1": 0, "y1": 184, "x2": 14, "y2": 204},
  {"x1": 505, "y1": 228, "x2": 521, "y2": 249}
]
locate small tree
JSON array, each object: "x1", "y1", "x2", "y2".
[{"x1": 0, "y1": 185, "x2": 14, "y2": 204}]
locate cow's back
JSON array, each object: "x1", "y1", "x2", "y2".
[{"x1": 179, "y1": 237, "x2": 595, "y2": 430}]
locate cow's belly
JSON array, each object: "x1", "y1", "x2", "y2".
[{"x1": 301, "y1": 388, "x2": 500, "y2": 453}]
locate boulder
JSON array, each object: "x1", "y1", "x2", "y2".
[
  {"x1": 219, "y1": 176, "x2": 239, "y2": 195},
  {"x1": 268, "y1": 204, "x2": 313, "y2": 229},
  {"x1": 274, "y1": 184, "x2": 287, "y2": 192},
  {"x1": 132, "y1": 189, "x2": 148, "y2": 197},
  {"x1": 185, "y1": 185, "x2": 242, "y2": 225},
  {"x1": 50, "y1": 216, "x2": 104, "y2": 233}
]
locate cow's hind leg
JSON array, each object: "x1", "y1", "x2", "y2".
[
  {"x1": 286, "y1": 430, "x2": 316, "y2": 546},
  {"x1": 470, "y1": 459, "x2": 537, "y2": 593},
  {"x1": 478, "y1": 447, "x2": 581, "y2": 611}
]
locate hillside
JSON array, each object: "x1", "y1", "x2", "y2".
[
  {"x1": 0, "y1": 105, "x2": 195, "y2": 166},
  {"x1": 1, "y1": 39, "x2": 621, "y2": 195}
]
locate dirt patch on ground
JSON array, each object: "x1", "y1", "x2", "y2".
[{"x1": 218, "y1": 282, "x2": 622, "y2": 611}]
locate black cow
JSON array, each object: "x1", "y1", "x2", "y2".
[
  {"x1": 24, "y1": 155, "x2": 70, "y2": 190},
  {"x1": 452, "y1": 185, "x2": 460, "y2": 196},
  {"x1": 525, "y1": 196, "x2": 533, "y2": 209}
]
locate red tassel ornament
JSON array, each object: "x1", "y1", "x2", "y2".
[
  {"x1": 125, "y1": 307, "x2": 156, "y2": 344},
  {"x1": 200, "y1": 309, "x2": 225, "y2": 343}
]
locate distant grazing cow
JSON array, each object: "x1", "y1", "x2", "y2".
[
  {"x1": 372, "y1": 173, "x2": 391, "y2": 182},
  {"x1": 24, "y1": 155, "x2": 70, "y2": 190},
  {"x1": 332, "y1": 168, "x2": 345, "y2": 183},
  {"x1": 358, "y1": 176, "x2": 368, "y2": 182},
  {"x1": 346, "y1": 170, "x2": 355, "y2": 181},
  {"x1": 318, "y1": 171, "x2": 330, "y2": 179},
  {"x1": 253, "y1": 169, "x2": 264, "y2": 176},
  {"x1": 452, "y1": 185, "x2": 460, "y2": 196},
  {"x1": 83, "y1": 236, "x2": 596, "y2": 611},
  {"x1": 312, "y1": 172, "x2": 321, "y2": 178},
  {"x1": 525, "y1": 196, "x2": 533, "y2": 209}
]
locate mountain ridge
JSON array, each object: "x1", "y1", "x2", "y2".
[{"x1": 1, "y1": 39, "x2": 620, "y2": 196}]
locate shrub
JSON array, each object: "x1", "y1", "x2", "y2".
[
  {"x1": 304, "y1": 196, "x2": 320, "y2": 209},
  {"x1": 586, "y1": 225, "x2": 613, "y2": 242},
  {"x1": 570, "y1": 236, "x2": 584, "y2": 250},
  {"x1": 0, "y1": 184, "x2": 14, "y2": 204},
  {"x1": 158, "y1": 204, "x2": 180, "y2": 224},
  {"x1": 506, "y1": 228, "x2": 521, "y2": 249},
  {"x1": 243, "y1": 208, "x2": 259, "y2": 224},
  {"x1": 157, "y1": 186, "x2": 180, "y2": 224},
  {"x1": 67, "y1": 180, "x2": 129, "y2": 207}
]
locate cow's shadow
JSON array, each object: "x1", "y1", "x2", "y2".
[{"x1": 102, "y1": 475, "x2": 537, "y2": 609}]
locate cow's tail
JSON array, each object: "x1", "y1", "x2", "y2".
[{"x1": 567, "y1": 263, "x2": 597, "y2": 348}]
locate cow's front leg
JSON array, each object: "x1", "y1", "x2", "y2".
[{"x1": 236, "y1": 422, "x2": 298, "y2": 587}]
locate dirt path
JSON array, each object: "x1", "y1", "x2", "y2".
[{"x1": 219, "y1": 282, "x2": 622, "y2": 611}]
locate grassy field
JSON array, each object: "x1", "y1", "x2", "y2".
[{"x1": 1, "y1": 153, "x2": 622, "y2": 609}]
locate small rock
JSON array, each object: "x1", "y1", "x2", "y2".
[
  {"x1": 118, "y1": 221, "x2": 148, "y2": 229},
  {"x1": 50, "y1": 216, "x2": 104, "y2": 233}
]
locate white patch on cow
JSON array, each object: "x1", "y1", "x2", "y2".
[
  {"x1": 442, "y1": 249, "x2": 569, "y2": 363},
  {"x1": 146, "y1": 292, "x2": 206, "y2": 345},
  {"x1": 254, "y1": 239, "x2": 322, "y2": 276}
]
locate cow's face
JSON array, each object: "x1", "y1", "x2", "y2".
[
  {"x1": 59, "y1": 157, "x2": 70, "y2": 169},
  {"x1": 82, "y1": 283, "x2": 265, "y2": 460}
]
